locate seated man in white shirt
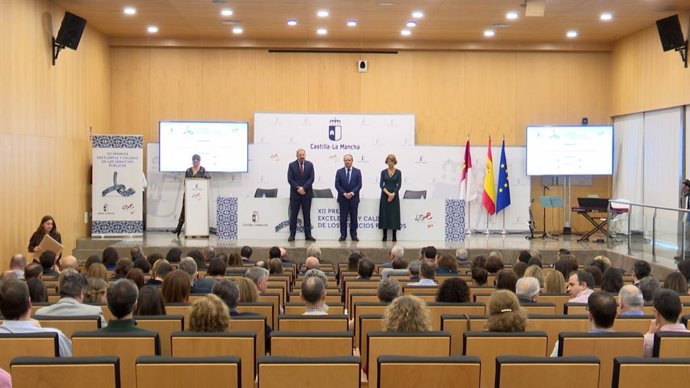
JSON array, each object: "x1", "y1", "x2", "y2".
[
  {"x1": 35, "y1": 269, "x2": 106, "y2": 327},
  {"x1": 301, "y1": 276, "x2": 328, "y2": 315},
  {"x1": 566, "y1": 270, "x2": 595, "y2": 303},
  {"x1": 0, "y1": 279, "x2": 72, "y2": 357},
  {"x1": 407, "y1": 262, "x2": 437, "y2": 287}
]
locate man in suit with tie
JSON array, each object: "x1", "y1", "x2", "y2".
[
  {"x1": 287, "y1": 148, "x2": 316, "y2": 241},
  {"x1": 335, "y1": 154, "x2": 362, "y2": 241}
]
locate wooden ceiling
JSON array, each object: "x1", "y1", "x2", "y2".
[{"x1": 50, "y1": 0, "x2": 690, "y2": 50}]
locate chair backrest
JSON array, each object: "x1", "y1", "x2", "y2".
[
  {"x1": 11, "y1": 356, "x2": 120, "y2": 388},
  {"x1": 377, "y1": 355, "x2": 480, "y2": 388},
  {"x1": 521, "y1": 303, "x2": 557, "y2": 315},
  {"x1": 230, "y1": 315, "x2": 268, "y2": 359},
  {"x1": 0, "y1": 332, "x2": 59, "y2": 371},
  {"x1": 284, "y1": 302, "x2": 345, "y2": 315},
  {"x1": 402, "y1": 190, "x2": 427, "y2": 199},
  {"x1": 611, "y1": 315, "x2": 655, "y2": 334},
  {"x1": 565, "y1": 303, "x2": 589, "y2": 315},
  {"x1": 537, "y1": 293, "x2": 572, "y2": 314},
  {"x1": 349, "y1": 292, "x2": 381, "y2": 314},
  {"x1": 256, "y1": 293, "x2": 281, "y2": 328},
  {"x1": 134, "y1": 315, "x2": 184, "y2": 357},
  {"x1": 136, "y1": 356, "x2": 240, "y2": 388},
  {"x1": 426, "y1": 303, "x2": 485, "y2": 330},
  {"x1": 254, "y1": 188, "x2": 278, "y2": 198},
  {"x1": 653, "y1": 331, "x2": 690, "y2": 357},
  {"x1": 525, "y1": 314, "x2": 589, "y2": 350},
  {"x1": 353, "y1": 302, "x2": 388, "y2": 347},
  {"x1": 165, "y1": 303, "x2": 191, "y2": 328},
  {"x1": 237, "y1": 302, "x2": 275, "y2": 329},
  {"x1": 463, "y1": 331, "x2": 549, "y2": 388},
  {"x1": 257, "y1": 356, "x2": 360, "y2": 388},
  {"x1": 171, "y1": 331, "x2": 255, "y2": 388},
  {"x1": 270, "y1": 331, "x2": 353, "y2": 357},
  {"x1": 367, "y1": 331, "x2": 451, "y2": 388},
  {"x1": 402, "y1": 285, "x2": 439, "y2": 296},
  {"x1": 359, "y1": 314, "x2": 385, "y2": 366},
  {"x1": 313, "y1": 188, "x2": 334, "y2": 198},
  {"x1": 612, "y1": 356, "x2": 690, "y2": 388},
  {"x1": 72, "y1": 331, "x2": 160, "y2": 388},
  {"x1": 440, "y1": 314, "x2": 470, "y2": 355},
  {"x1": 345, "y1": 281, "x2": 380, "y2": 311},
  {"x1": 277, "y1": 314, "x2": 349, "y2": 332},
  {"x1": 496, "y1": 355, "x2": 600, "y2": 388},
  {"x1": 33, "y1": 315, "x2": 101, "y2": 338},
  {"x1": 559, "y1": 332, "x2": 644, "y2": 388}
]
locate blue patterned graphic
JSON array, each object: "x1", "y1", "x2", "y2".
[
  {"x1": 217, "y1": 197, "x2": 238, "y2": 240},
  {"x1": 445, "y1": 199, "x2": 466, "y2": 242},
  {"x1": 92, "y1": 135, "x2": 143, "y2": 149},
  {"x1": 92, "y1": 221, "x2": 143, "y2": 235}
]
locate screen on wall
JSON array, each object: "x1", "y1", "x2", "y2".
[
  {"x1": 159, "y1": 121, "x2": 249, "y2": 173},
  {"x1": 526, "y1": 125, "x2": 614, "y2": 176}
]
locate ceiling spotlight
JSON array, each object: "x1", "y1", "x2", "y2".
[
  {"x1": 232, "y1": 27, "x2": 243, "y2": 34},
  {"x1": 411, "y1": 11, "x2": 424, "y2": 18},
  {"x1": 347, "y1": 19, "x2": 358, "y2": 27},
  {"x1": 506, "y1": 11, "x2": 518, "y2": 20},
  {"x1": 147, "y1": 25, "x2": 158, "y2": 33},
  {"x1": 406, "y1": 21, "x2": 417, "y2": 28},
  {"x1": 600, "y1": 12, "x2": 613, "y2": 21},
  {"x1": 484, "y1": 29, "x2": 495, "y2": 37},
  {"x1": 287, "y1": 19, "x2": 298, "y2": 26},
  {"x1": 401, "y1": 29, "x2": 412, "y2": 36},
  {"x1": 317, "y1": 9, "x2": 329, "y2": 17},
  {"x1": 566, "y1": 30, "x2": 578, "y2": 38},
  {"x1": 317, "y1": 28, "x2": 328, "y2": 35},
  {"x1": 221, "y1": 8, "x2": 233, "y2": 17},
  {"x1": 123, "y1": 7, "x2": 136, "y2": 15}
]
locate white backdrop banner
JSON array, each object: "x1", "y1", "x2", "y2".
[{"x1": 92, "y1": 135, "x2": 144, "y2": 235}]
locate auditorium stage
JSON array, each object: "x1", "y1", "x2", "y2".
[{"x1": 73, "y1": 230, "x2": 680, "y2": 277}]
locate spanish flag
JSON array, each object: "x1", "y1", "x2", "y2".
[{"x1": 482, "y1": 138, "x2": 496, "y2": 215}]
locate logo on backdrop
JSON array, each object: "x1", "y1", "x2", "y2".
[
  {"x1": 328, "y1": 119, "x2": 342, "y2": 141},
  {"x1": 252, "y1": 211, "x2": 259, "y2": 223}
]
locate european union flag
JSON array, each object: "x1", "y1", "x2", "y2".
[{"x1": 496, "y1": 139, "x2": 511, "y2": 214}]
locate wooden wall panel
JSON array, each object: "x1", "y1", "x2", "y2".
[{"x1": 0, "y1": 0, "x2": 110, "y2": 270}]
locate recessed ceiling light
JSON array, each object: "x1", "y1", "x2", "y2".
[
  {"x1": 401, "y1": 29, "x2": 412, "y2": 36},
  {"x1": 347, "y1": 19, "x2": 358, "y2": 27},
  {"x1": 287, "y1": 19, "x2": 298, "y2": 26},
  {"x1": 411, "y1": 11, "x2": 424, "y2": 18},
  {"x1": 600, "y1": 12, "x2": 613, "y2": 21},
  {"x1": 220, "y1": 8, "x2": 233, "y2": 17},
  {"x1": 484, "y1": 29, "x2": 495, "y2": 37},
  {"x1": 123, "y1": 7, "x2": 136, "y2": 15},
  {"x1": 506, "y1": 11, "x2": 518, "y2": 20},
  {"x1": 406, "y1": 21, "x2": 417, "y2": 28},
  {"x1": 566, "y1": 30, "x2": 578, "y2": 38},
  {"x1": 232, "y1": 27, "x2": 243, "y2": 34},
  {"x1": 147, "y1": 25, "x2": 158, "y2": 33},
  {"x1": 317, "y1": 28, "x2": 328, "y2": 35},
  {"x1": 317, "y1": 9, "x2": 329, "y2": 17}
]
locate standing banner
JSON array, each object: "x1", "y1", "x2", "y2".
[{"x1": 92, "y1": 135, "x2": 144, "y2": 236}]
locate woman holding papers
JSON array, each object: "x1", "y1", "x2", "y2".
[
  {"x1": 28, "y1": 215, "x2": 62, "y2": 253},
  {"x1": 379, "y1": 154, "x2": 402, "y2": 242}
]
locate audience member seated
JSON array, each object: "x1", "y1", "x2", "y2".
[
  {"x1": 513, "y1": 261, "x2": 528, "y2": 278},
  {"x1": 632, "y1": 260, "x2": 651, "y2": 286},
  {"x1": 590, "y1": 255, "x2": 611, "y2": 273},
  {"x1": 35, "y1": 269, "x2": 106, "y2": 326},
  {"x1": 0, "y1": 279, "x2": 72, "y2": 356},
  {"x1": 227, "y1": 252, "x2": 243, "y2": 267},
  {"x1": 84, "y1": 255, "x2": 102, "y2": 271},
  {"x1": 85, "y1": 278, "x2": 107, "y2": 304},
  {"x1": 212, "y1": 279, "x2": 272, "y2": 352},
  {"x1": 550, "y1": 291, "x2": 618, "y2": 356},
  {"x1": 179, "y1": 257, "x2": 216, "y2": 294},
  {"x1": 407, "y1": 262, "x2": 437, "y2": 287},
  {"x1": 524, "y1": 265, "x2": 545, "y2": 287},
  {"x1": 456, "y1": 247, "x2": 470, "y2": 267},
  {"x1": 133, "y1": 258, "x2": 152, "y2": 275},
  {"x1": 380, "y1": 258, "x2": 409, "y2": 280},
  {"x1": 643, "y1": 288, "x2": 690, "y2": 357},
  {"x1": 380, "y1": 245, "x2": 404, "y2": 269},
  {"x1": 39, "y1": 251, "x2": 59, "y2": 278},
  {"x1": 471, "y1": 267, "x2": 488, "y2": 287},
  {"x1": 205, "y1": 258, "x2": 227, "y2": 280},
  {"x1": 237, "y1": 277, "x2": 258, "y2": 303},
  {"x1": 112, "y1": 258, "x2": 133, "y2": 280},
  {"x1": 130, "y1": 245, "x2": 146, "y2": 262},
  {"x1": 165, "y1": 247, "x2": 182, "y2": 265},
  {"x1": 301, "y1": 277, "x2": 328, "y2": 315},
  {"x1": 384, "y1": 295, "x2": 431, "y2": 332},
  {"x1": 189, "y1": 294, "x2": 231, "y2": 332},
  {"x1": 516, "y1": 277, "x2": 540, "y2": 305},
  {"x1": 435, "y1": 278, "x2": 470, "y2": 303},
  {"x1": 527, "y1": 257, "x2": 543, "y2": 268},
  {"x1": 567, "y1": 270, "x2": 595, "y2": 303},
  {"x1": 516, "y1": 250, "x2": 531, "y2": 265},
  {"x1": 27, "y1": 277, "x2": 48, "y2": 303},
  {"x1": 496, "y1": 269, "x2": 518, "y2": 292},
  {"x1": 8, "y1": 253, "x2": 27, "y2": 279},
  {"x1": 678, "y1": 259, "x2": 690, "y2": 284},
  {"x1": 600, "y1": 267, "x2": 624, "y2": 293},
  {"x1": 98, "y1": 279, "x2": 154, "y2": 333},
  {"x1": 145, "y1": 253, "x2": 163, "y2": 269},
  {"x1": 85, "y1": 262, "x2": 109, "y2": 282},
  {"x1": 102, "y1": 247, "x2": 120, "y2": 270},
  {"x1": 377, "y1": 278, "x2": 402, "y2": 303},
  {"x1": 357, "y1": 259, "x2": 375, "y2": 280},
  {"x1": 553, "y1": 258, "x2": 572, "y2": 280},
  {"x1": 240, "y1": 245, "x2": 255, "y2": 264},
  {"x1": 268, "y1": 258, "x2": 283, "y2": 275},
  {"x1": 436, "y1": 254, "x2": 458, "y2": 275},
  {"x1": 24, "y1": 263, "x2": 43, "y2": 280},
  {"x1": 663, "y1": 272, "x2": 689, "y2": 295},
  {"x1": 638, "y1": 276, "x2": 660, "y2": 302},
  {"x1": 618, "y1": 285, "x2": 644, "y2": 316},
  {"x1": 161, "y1": 270, "x2": 191, "y2": 304},
  {"x1": 407, "y1": 261, "x2": 421, "y2": 282},
  {"x1": 126, "y1": 268, "x2": 146, "y2": 289},
  {"x1": 135, "y1": 286, "x2": 166, "y2": 315},
  {"x1": 187, "y1": 249, "x2": 206, "y2": 270},
  {"x1": 583, "y1": 266, "x2": 603, "y2": 287},
  {"x1": 485, "y1": 252, "x2": 505, "y2": 274},
  {"x1": 486, "y1": 290, "x2": 527, "y2": 332},
  {"x1": 303, "y1": 256, "x2": 320, "y2": 272},
  {"x1": 471, "y1": 255, "x2": 487, "y2": 270},
  {"x1": 146, "y1": 260, "x2": 172, "y2": 286},
  {"x1": 346, "y1": 251, "x2": 361, "y2": 271},
  {"x1": 245, "y1": 267, "x2": 270, "y2": 294},
  {"x1": 58, "y1": 255, "x2": 79, "y2": 272},
  {"x1": 543, "y1": 268, "x2": 566, "y2": 293}
]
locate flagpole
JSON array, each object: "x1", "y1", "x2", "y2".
[
  {"x1": 465, "y1": 203, "x2": 472, "y2": 236},
  {"x1": 501, "y1": 211, "x2": 507, "y2": 235}
]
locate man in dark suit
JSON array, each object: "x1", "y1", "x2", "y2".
[
  {"x1": 335, "y1": 154, "x2": 362, "y2": 241},
  {"x1": 287, "y1": 148, "x2": 316, "y2": 241}
]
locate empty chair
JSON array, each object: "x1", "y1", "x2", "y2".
[
  {"x1": 278, "y1": 314, "x2": 349, "y2": 332},
  {"x1": 0, "y1": 332, "x2": 59, "y2": 371},
  {"x1": 33, "y1": 315, "x2": 101, "y2": 338},
  {"x1": 136, "y1": 356, "x2": 240, "y2": 388},
  {"x1": 271, "y1": 331, "x2": 353, "y2": 357},
  {"x1": 377, "y1": 355, "x2": 480, "y2": 388},
  {"x1": 254, "y1": 188, "x2": 278, "y2": 198},
  {"x1": 257, "y1": 356, "x2": 360, "y2": 388},
  {"x1": 496, "y1": 355, "x2": 600, "y2": 388},
  {"x1": 653, "y1": 331, "x2": 690, "y2": 357},
  {"x1": 612, "y1": 356, "x2": 690, "y2": 388},
  {"x1": 11, "y1": 356, "x2": 120, "y2": 388},
  {"x1": 229, "y1": 315, "x2": 268, "y2": 359},
  {"x1": 313, "y1": 188, "x2": 334, "y2": 198},
  {"x1": 403, "y1": 190, "x2": 427, "y2": 199}
]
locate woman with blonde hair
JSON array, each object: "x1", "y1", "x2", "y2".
[
  {"x1": 84, "y1": 262, "x2": 109, "y2": 282},
  {"x1": 543, "y1": 268, "x2": 566, "y2": 293},
  {"x1": 523, "y1": 265, "x2": 545, "y2": 287},
  {"x1": 189, "y1": 294, "x2": 231, "y2": 332},
  {"x1": 486, "y1": 290, "x2": 527, "y2": 332},
  {"x1": 236, "y1": 277, "x2": 258, "y2": 303},
  {"x1": 84, "y1": 277, "x2": 107, "y2": 304},
  {"x1": 383, "y1": 295, "x2": 431, "y2": 332}
]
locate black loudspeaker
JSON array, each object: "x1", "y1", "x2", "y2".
[
  {"x1": 55, "y1": 12, "x2": 87, "y2": 50},
  {"x1": 656, "y1": 15, "x2": 686, "y2": 52}
]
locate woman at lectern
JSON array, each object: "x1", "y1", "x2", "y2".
[
  {"x1": 173, "y1": 154, "x2": 208, "y2": 237},
  {"x1": 28, "y1": 215, "x2": 62, "y2": 253},
  {"x1": 379, "y1": 154, "x2": 402, "y2": 242}
]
